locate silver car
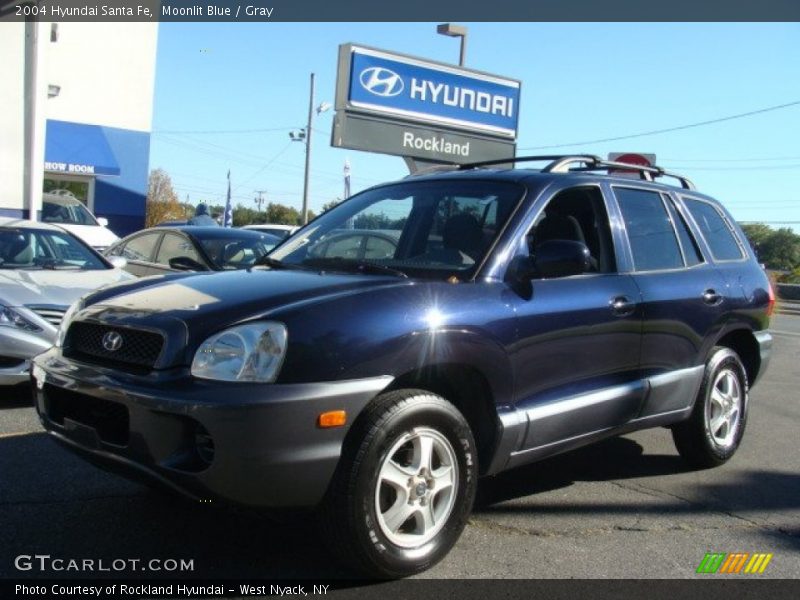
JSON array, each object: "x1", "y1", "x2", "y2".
[{"x1": 0, "y1": 218, "x2": 133, "y2": 385}]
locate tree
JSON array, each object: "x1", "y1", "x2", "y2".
[
  {"x1": 321, "y1": 199, "x2": 343, "y2": 214},
  {"x1": 739, "y1": 222, "x2": 800, "y2": 270},
  {"x1": 145, "y1": 169, "x2": 190, "y2": 227},
  {"x1": 759, "y1": 227, "x2": 800, "y2": 271}
]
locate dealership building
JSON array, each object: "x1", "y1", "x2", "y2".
[{"x1": 0, "y1": 22, "x2": 158, "y2": 235}]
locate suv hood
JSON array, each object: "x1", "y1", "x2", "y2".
[
  {"x1": 0, "y1": 268, "x2": 132, "y2": 307},
  {"x1": 78, "y1": 268, "x2": 412, "y2": 340}
]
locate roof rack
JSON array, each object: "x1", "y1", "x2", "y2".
[{"x1": 456, "y1": 154, "x2": 696, "y2": 190}]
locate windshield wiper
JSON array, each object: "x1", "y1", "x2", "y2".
[
  {"x1": 302, "y1": 257, "x2": 408, "y2": 278},
  {"x1": 37, "y1": 259, "x2": 80, "y2": 270}
]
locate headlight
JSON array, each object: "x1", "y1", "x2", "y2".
[
  {"x1": 0, "y1": 305, "x2": 41, "y2": 332},
  {"x1": 55, "y1": 298, "x2": 84, "y2": 347},
  {"x1": 191, "y1": 322, "x2": 287, "y2": 383}
]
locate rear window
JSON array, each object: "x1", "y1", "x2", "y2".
[{"x1": 683, "y1": 198, "x2": 744, "y2": 261}]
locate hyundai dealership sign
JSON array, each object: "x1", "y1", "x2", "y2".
[{"x1": 333, "y1": 44, "x2": 520, "y2": 165}]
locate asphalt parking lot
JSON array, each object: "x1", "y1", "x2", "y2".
[{"x1": 1, "y1": 315, "x2": 798, "y2": 581}]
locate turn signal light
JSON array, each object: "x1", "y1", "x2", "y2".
[{"x1": 318, "y1": 410, "x2": 347, "y2": 428}]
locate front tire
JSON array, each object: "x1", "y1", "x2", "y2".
[
  {"x1": 319, "y1": 389, "x2": 477, "y2": 578},
  {"x1": 672, "y1": 347, "x2": 749, "y2": 468}
]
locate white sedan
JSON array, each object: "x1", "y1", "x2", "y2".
[{"x1": 0, "y1": 218, "x2": 133, "y2": 386}]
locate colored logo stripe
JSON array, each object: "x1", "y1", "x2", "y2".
[
  {"x1": 697, "y1": 552, "x2": 773, "y2": 574},
  {"x1": 697, "y1": 553, "x2": 727, "y2": 574},
  {"x1": 719, "y1": 553, "x2": 749, "y2": 573},
  {"x1": 744, "y1": 553, "x2": 773, "y2": 574}
]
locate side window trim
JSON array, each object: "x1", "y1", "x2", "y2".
[
  {"x1": 679, "y1": 194, "x2": 747, "y2": 263},
  {"x1": 658, "y1": 193, "x2": 688, "y2": 268},
  {"x1": 663, "y1": 192, "x2": 707, "y2": 268}
]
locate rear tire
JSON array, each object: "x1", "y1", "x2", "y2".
[
  {"x1": 672, "y1": 347, "x2": 749, "y2": 468},
  {"x1": 319, "y1": 389, "x2": 477, "y2": 578}
]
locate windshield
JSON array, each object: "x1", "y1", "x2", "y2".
[
  {"x1": 0, "y1": 228, "x2": 108, "y2": 270},
  {"x1": 42, "y1": 199, "x2": 100, "y2": 226},
  {"x1": 197, "y1": 233, "x2": 279, "y2": 270},
  {"x1": 269, "y1": 180, "x2": 524, "y2": 279}
]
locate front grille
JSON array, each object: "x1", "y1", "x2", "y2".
[
  {"x1": 64, "y1": 322, "x2": 164, "y2": 371},
  {"x1": 44, "y1": 384, "x2": 129, "y2": 446},
  {"x1": 27, "y1": 306, "x2": 67, "y2": 327}
]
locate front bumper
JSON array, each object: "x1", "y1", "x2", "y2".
[
  {"x1": 32, "y1": 348, "x2": 392, "y2": 507},
  {"x1": 1, "y1": 328, "x2": 54, "y2": 385}
]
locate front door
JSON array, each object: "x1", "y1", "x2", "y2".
[{"x1": 509, "y1": 185, "x2": 644, "y2": 450}]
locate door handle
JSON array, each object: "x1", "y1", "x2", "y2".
[
  {"x1": 610, "y1": 295, "x2": 635, "y2": 317},
  {"x1": 702, "y1": 289, "x2": 723, "y2": 306}
]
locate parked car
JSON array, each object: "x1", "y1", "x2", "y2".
[
  {"x1": 242, "y1": 223, "x2": 298, "y2": 239},
  {"x1": 32, "y1": 155, "x2": 773, "y2": 577},
  {"x1": 105, "y1": 226, "x2": 281, "y2": 277},
  {"x1": 41, "y1": 191, "x2": 119, "y2": 251},
  {"x1": 306, "y1": 229, "x2": 400, "y2": 261},
  {"x1": 0, "y1": 218, "x2": 132, "y2": 386}
]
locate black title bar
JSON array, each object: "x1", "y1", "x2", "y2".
[{"x1": 1, "y1": 0, "x2": 800, "y2": 22}]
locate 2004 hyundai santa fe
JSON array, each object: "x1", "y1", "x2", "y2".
[{"x1": 32, "y1": 155, "x2": 773, "y2": 577}]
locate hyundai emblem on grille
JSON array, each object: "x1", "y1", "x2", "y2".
[{"x1": 101, "y1": 331, "x2": 124, "y2": 352}]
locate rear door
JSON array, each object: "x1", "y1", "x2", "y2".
[{"x1": 611, "y1": 185, "x2": 727, "y2": 417}]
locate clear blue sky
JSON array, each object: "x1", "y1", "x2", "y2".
[{"x1": 149, "y1": 22, "x2": 800, "y2": 227}]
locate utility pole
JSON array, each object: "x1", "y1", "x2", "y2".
[
  {"x1": 301, "y1": 73, "x2": 315, "y2": 225},
  {"x1": 254, "y1": 190, "x2": 267, "y2": 213}
]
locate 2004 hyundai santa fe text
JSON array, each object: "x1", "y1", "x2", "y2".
[{"x1": 32, "y1": 155, "x2": 774, "y2": 578}]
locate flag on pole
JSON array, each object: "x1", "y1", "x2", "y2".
[
  {"x1": 344, "y1": 159, "x2": 351, "y2": 199},
  {"x1": 223, "y1": 170, "x2": 233, "y2": 227}
]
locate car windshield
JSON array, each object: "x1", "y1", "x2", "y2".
[
  {"x1": 42, "y1": 199, "x2": 99, "y2": 226},
  {"x1": 197, "y1": 232, "x2": 280, "y2": 270},
  {"x1": 0, "y1": 228, "x2": 108, "y2": 270},
  {"x1": 269, "y1": 180, "x2": 524, "y2": 279}
]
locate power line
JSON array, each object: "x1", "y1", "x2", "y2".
[
  {"x1": 152, "y1": 126, "x2": 296, "y2": 135},
  {"x1": 519, "y1": 100, "x2": 800, "y2": 151}
]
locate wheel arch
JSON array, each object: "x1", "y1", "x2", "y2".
[
  {"x1": 384, "y1": 364, "x2": 501, "y2": 476},
  {"x1": 712, "y1": 327, "x2": 760, "y2": 387}
]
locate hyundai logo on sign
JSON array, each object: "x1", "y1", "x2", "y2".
[
  {"x1": 360, "y1": 67, "x2": 405, "y2": 97},
  {"x1": 346, "y1": 46, "x2": 520, "y2": 138}
]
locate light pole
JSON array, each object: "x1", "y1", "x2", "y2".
[
  {"x1": 437, "y1": 23, "x2": 468, "y2": 66},
  {"x1": 289, "y1": 73, "x2": 331, "y2": 225}
]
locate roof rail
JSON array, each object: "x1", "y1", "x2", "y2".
[{"x1": 457, "y1": 154, "x2": 696, "y2": 190}]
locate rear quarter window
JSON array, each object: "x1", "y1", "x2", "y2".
[{"x1": 682, "y1": 198, "x2": 744, "y2": 261}]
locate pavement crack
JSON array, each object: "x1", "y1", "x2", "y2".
[{"x1": 608, "y1": 480, "x2": 765, "y2": 529}]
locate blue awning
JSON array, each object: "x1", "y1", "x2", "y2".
[{"x1": 44, "y1": 120, "x2": 121, "y2": 176}]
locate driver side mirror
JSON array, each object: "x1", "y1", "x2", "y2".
[
  {"x1": 533, "y1": 240, "x2": 592, "y2": 278},
  {"x1": 169, "y1": 256, "x2": 208, "y2": 272},
  {"x1": 97, "y1": 217, "x2": 109, "y2": 227}
]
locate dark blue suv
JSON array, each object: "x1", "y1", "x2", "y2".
[{"x1": 32, "y1": 155, "x2": 773, "y2": 578}]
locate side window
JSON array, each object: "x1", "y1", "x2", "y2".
[
  {"x1": 664, "y1": 197, "x2": 704, "y2": 267},
  {"x1": 683, "y1": 198, "x2": 744, "y2": 261},
  {"x1": 616, "y1": 188, "x2": 683, "y2": 271},
  {"x1": 528, "y1": 186, "x2": 616, "y2": 276},
  {"x1": 121, "y1": 233, "x2": 160, "y2": 262},
  {"x1": 364, "y1": 234, "x2": 397, "y2": 260},
  {"x1": 156, "y1": 233, "x2": 201, "y2": 265}
]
